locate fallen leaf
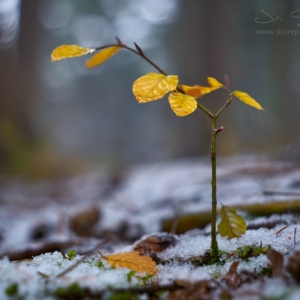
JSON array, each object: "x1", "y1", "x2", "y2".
[
  {"x1": 69, "y1": 208, "x2": 100, "y2": 235},
  {"x1": 105, "y1": 251, "x2": 158, "y2": 275},
  {"x1": 267, "y1": 246, "x2": 285, "y2": 278},
  {"x1": 51, "y1": 44, "x2": 94, "y2": 61},
  {"x1": 134, "y1": 233, "x2": 178, "y2": 256},
  {"x1": 169, "y1": 279, "x2": 214, "y2": 300},
  {"x1": 287, "y1": 248, "x2": 300, "y2": 283},
  {"x1": 218, "y1": 205, "x2": 246, "y2": 239},
  {"x1": 222, "y1": 261, "x2": 240, "y2": 288},
  {"x1": 132, "y1": 73, "x2": 178, "y2": 103},
  {"x1": 86, "y1": 46, "x2": 121, "y2": 68},
  {"x1": 168, "y1": 92, "x2": 197, "y2": 116},
  {"x1": 232, "y1": 91, "x2": 264, "y2": 110}
]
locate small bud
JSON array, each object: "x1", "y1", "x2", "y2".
[
  {"x1": 134, "y1": 42, "x2": 144, "y2": 55},
  {"x1": 215, "y1": 126, "x2": 226, "y2": 134},
  {"x1": 224, "y1": 74, "x2": 230, "y2": 88},
  {"x1": 115, "y1": 36, "x2": 122, "y2": 45}
]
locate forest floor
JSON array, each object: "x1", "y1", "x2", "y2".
[{"x1": 1, "y1": 154, "x2": 300, "y2": 299}]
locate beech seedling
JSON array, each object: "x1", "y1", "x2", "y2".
[{"x1": 51, "y1": 38, "x2": 263, "y2": 261}]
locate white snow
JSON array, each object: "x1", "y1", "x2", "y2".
[{"x1": 1, "y1": 156, "x2": 300, "y2": 298}]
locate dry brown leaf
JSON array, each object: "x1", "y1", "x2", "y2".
[
  {"x1": 134, "y1": 233, "x2": 178, "y2": 256},
  {"x1": 69, "y1": 208, "x2": 100, "y2": 235},
  {"x1": 169, "y1": 279, "x2": 214, "y2": 300},
  {"x1": 287, "y1": 249, "x2": 300, "y2": 283},
  {"x1": 266, "y1": 246, "x2": 285, "y2": 278},
  {"x1": 105, "y1": 251, "x2": 158, "y2": 275},
  {"x1": 222, "y1": 261, "x2": 240, "y2": 288}
]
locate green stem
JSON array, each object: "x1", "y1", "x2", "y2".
[
  {"x1": 197, "y1": 103, "x2": 213, "y2": 119},
  {"x1": 95, "y1": 40, "x2": 225, "y2": 262},
  {"x1": 215, "y1": 90, "x2": 232, "y2": 117},
  {"x1": 211, "y1": 116, "x2": 219, "y2": 260}
]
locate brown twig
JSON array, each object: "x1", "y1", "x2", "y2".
[
  {"x1": 56, "y1": 240, "x2": 109, "y2": 278},
  {"x1": 275, "y1": 225, "x2": 288, "y2": 236}
]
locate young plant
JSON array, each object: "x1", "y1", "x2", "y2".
[{"x1": 51, "y1": 38, "x2": 263, "y2": 261}]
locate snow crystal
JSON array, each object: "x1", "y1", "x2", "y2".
[{"x1": 157, "y1": 261, "x2": 210, "y2": 285}]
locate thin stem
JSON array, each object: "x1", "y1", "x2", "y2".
[
  {"x1": 215, "y1": 89, "x2": 232, "y2": 117},
  {"x1": 197, "y1": 102, "x2": 214, "y2": 119},
  {"x1": 210, "y1": 116, "x2": 219, "y2": 260},
  {"x1": 95, "y1": 44, "x2": 167, "y2": 76},
  {"x1": 95, "y1": 43, "x2": 208, "y2": 99}
]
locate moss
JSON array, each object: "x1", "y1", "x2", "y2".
[
  {"x1": 108, "y1": 291, "x2": 139, "y2": 300},
  {"x1": 97, "y1": 261, "x2": 104, "y2": 269},
  {"x1": 5, "y1": 283, "x2": 18, "y2": 296},
  {"x1": 126, "y1": 270, "x2": 137, "y2": 282},
  {"x1": 257, "y1": 266, "x2": 273, "y2": 277},
  {"x1": 235, "y1": 245, "x2": 267, "y2": 260},
  {"x1": 66, "y1": 249, "x2": 76, "y2": 260},
  {"x1": 54, "y1": 283, "x2": 83, "y2": 299}
]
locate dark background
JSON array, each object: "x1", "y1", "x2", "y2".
[{"x1": 1, "y1": 0, "x2": 299, "y2": 177}]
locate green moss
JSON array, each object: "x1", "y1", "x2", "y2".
[
  {"x1": 257, "y1": 266, "x2": 272, "y2": 277},
  {"x1": 66, "y1": 249, "x2": 76, "y2": 260},
  {"x1": 5, "y1": 283, "x2": 18, "y2": 296},
  {"x1": 235, "y1": 245, "x2": 267, "y2": 260},
  {"x1": 108, "y1": 291, "x2": 139, "y2": 300},
  {"x1": 54, "y1": 283, "x2": 82, "y2": 299},
  {"x1": 126, "y1": 270, "x2": 137, "y2": 282},
  {"x1": 97, "y1": 261, "x2": 104, "y2": 269},
  {"x1": 140, "y1": 274, "x2": 153, "y2": 285}
]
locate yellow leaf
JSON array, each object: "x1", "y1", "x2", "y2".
[
  {"x1": 105, "y1": 251, "x2": 158, "y2": 275},
  {"x1": 218, "y1": 205, "x2": 246, "y2": 239},
  {"x1": 51, "y1": 44, "x2": 94, "y2": 61},
  {"x1": 133, "y1": 73, "x2": 178, "y2": 103},
  {"x1": 168, "y1": 92, "x2": 197, "y2": 116},
  {"x1": 180, "y1": 85, "x2": 204, "y2": 99},
  {"x1": 232, "y1": 91, "x2": 264, "y2": 110},
  {"x1": 181, "y1": 77, "x2": 224, "y2": 99},
  {"x1": 207, "y1": 77, "x2": 224, "y2": 88},
  {"x1": 86, "y1": 46, "x2": 121, "y2": 69}
]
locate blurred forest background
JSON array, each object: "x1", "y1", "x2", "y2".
[{"x1": 0, "y1": 0, "x2": 300, "y2": 178}]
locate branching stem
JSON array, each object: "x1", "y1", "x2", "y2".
[{"x1": 94, "y1": 40, "x2": 234, "y2": 262}]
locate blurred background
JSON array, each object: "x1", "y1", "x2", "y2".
[{"x1": 0, "y1": 0, "x2": 300, "y2": 178}]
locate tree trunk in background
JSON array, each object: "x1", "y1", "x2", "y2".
[{"x1": 0, "y1": 0, "x2": 39, "y2": 172}]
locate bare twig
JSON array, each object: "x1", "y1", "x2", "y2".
[
  {"x1": 275, "y1": 225, "x2": 288, "y2": 237},
  {"x1": 56, "y1": 240, "x2": 109, "y2": 278}
]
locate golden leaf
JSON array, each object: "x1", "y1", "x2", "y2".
[
  {"x1": 232, "y1": 91, "x2": 264, "y2": 110},
  {"x1": 181, "y1": 77, "x2": 224, "y2": 99},
  {"x1": 218, "y1": 205, "x2": 246, "y2": 239},
  {"x1": 207, "y1": 77, "x2": 224, "y2": 88},
  {"x1": 86, "y1": 46, "x2": 121, "y2": 69},
  {"x1": 168, "y1": 92, "x2": 197, "y2": 116},
  {"x1": 132, "y1": 73, "x2": 178, "y2": 103},
  {"x1": 180, "y1": 85, "x2": 204, "y2": 99},
  {"x1": 105, "y1": 251, "x2": 158, "y2": 275},
  {"x1": 51, "y1": 45, "x2": 94, "y2": 61}
]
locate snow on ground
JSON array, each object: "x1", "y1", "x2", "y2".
[{"x1": 0, "y1": 155, "x2": 300, "y2": 298}]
